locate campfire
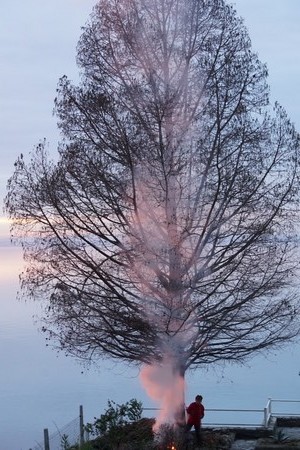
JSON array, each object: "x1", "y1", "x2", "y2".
[{"x1": 166, "y1": 444, "x2": 177, "y2": 450}]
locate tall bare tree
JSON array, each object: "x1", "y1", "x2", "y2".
[{"x1": 5, "y1": 0, "x2": 300, "y2": 386}]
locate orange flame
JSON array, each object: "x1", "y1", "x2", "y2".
[
  {"x1": 167, "y1": 444, "x2": 177, "y2": 450},
  {"x1": 167, "y1": 442, "x2": 177, "y2": 450}
]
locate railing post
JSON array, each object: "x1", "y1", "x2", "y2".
[
  {"x1": 44, "y1": 428, "x2": 50, "y2": 450},
  {"x1": 79, "y1": 405, "x2": 84, "y2": 447},
  {"x1": 263, "y1": 398, "x2": 272, "y2": 427},
  {"x1": 263, "y1": 406, "x2": 268, "y2": 427}
]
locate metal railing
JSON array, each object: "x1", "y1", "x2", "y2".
[
  {"x1": 266, "y1": 398, "x2": 300, "y2": 420},
  {"x1": 31, "y1": 399, "x2": 300, "y2": 449},
  {"x1": 143, "y1": 406, "x2": 266, "y2": 428},
  {"x1": 143, "y1": 398, "x2": 300, "y2": 429}
]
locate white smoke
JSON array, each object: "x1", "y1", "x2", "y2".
[{"x1": 139, "y1": 354, "x2": 186, "y2": 430}]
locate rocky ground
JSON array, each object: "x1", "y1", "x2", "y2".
[
  {"x1": 231, "y1": 418, "x2": 300, "y2": 450},
  {"x1": 85, "y1": 417, "x2": 300, "y2": 449},
  {"x1": 231, "y1": 440, "x2": 257, "y2": 450}
]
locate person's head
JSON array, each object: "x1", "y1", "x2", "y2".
[{"x1": 195, "y1": 395, "x2": 203, "y2": 403}]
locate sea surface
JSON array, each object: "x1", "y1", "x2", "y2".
[{"x1": 1, "y1": 245, "x2": 300, "y2": 450}]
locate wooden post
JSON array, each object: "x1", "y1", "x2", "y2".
[
  {"x1": 44, "y1": 428, "x2": 50, "y2": 450},
  {"x1": 79, "y1": 405, "x2": 84, "y2": 447}
]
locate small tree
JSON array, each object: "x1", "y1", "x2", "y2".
[
  {"x1": 5, "y1": 0, "x2": 300, "y2": 423},
  {"x1": 85, "y1": 399, "x2": 143, "y2": 436},
  {"x1": 85, "y1": 399, "x2": 146, "y2": 449}
]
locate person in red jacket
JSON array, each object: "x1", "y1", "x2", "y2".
[{"x1": 185, "y1": 395, "x2": 205, "y2": 446}]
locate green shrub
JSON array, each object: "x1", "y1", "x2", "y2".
[{"x1": 85, "y1": 398, "x2": 143, "y2": 437}]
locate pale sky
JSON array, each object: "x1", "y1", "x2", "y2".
[{"x1": 1, "y1": 0, "x2": 300, "y2": 242}]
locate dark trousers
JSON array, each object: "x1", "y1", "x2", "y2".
[{"x1": 185, "y1": 422, "x2": 201, "y2": 445}]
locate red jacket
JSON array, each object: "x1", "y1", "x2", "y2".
[{"x1": 186, "y1": 401, "x2": 205, "y2": 426}]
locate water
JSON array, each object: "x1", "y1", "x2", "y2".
[{"x1": 1, "y1": 246, "x2": 300, "y2": 450}]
